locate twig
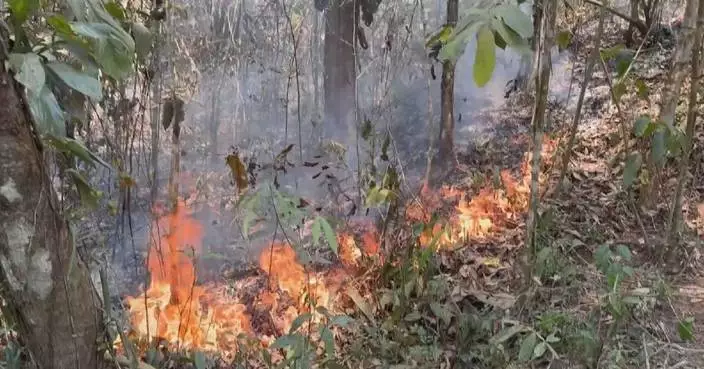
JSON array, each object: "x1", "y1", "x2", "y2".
[
  {"x1": 583, "y1": 0, "x2": 647, "y2": 32},
  {"x1": 643, "y1": 333, "x2": 651, "y2": 369}
]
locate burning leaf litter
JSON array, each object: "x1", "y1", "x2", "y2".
[{"x1": 122, "y1": 135, "x2": 557, "y2": 360}]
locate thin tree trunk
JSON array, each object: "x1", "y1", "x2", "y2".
[
  {"x1": 555, "y1": 7, "x2": 606, "y2": 196},
  {"x1": 438, "y1": 0, "x2": 458, "y2": 163},
  {"x1": 642, "y1": 0, "x2": 698, "y2": 207},
  {"x1": 0, "y1": 49, "x2": 106, "y2": 369},
  {"x1": 525, "y1": 0, "x2": 557, "y2": 262},
  {"x1": 324, "y1": 0, "x2": 356, "y2": 143},
  {"x1": 625, "y1": 0, "x2": 640, "y2": 46},
  {"x1": 666, "y1": 0, "x2": 704, "y2": 255},
  {"x1": 150, "y1": 23, "x2": 163, "y2": 204}
]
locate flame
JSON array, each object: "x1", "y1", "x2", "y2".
[
  {"x1": 125, "y1": 200, "x2": 252, "y2": 352},
  {"x1": 413, "y1": 136, "x2": 556, "y2": 248}
]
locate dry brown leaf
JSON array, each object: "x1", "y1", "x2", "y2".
[{"x1": 226, "y1": 152, "x2": 248, "y2": 193}]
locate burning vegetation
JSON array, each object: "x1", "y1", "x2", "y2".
[{"x1": 121, "y1": 135, "x2": 557, "y2": 360}]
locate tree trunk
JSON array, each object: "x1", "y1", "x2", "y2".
[
  {"x1": 323, "y1": 0, "x2": 356, "y2": 143},
  {"x1": 0, "y1": 52, "x2": 106, "y2": 369},
  {"x1": 642, "y1": 0, "x2": 699, "y2": 207},
  {"x1": 525, "y1": 0, "x2": 556, "y2": 266},
  {"x1": 667, "y1": 0, "x2": 704, "y2": 255},
  {"x1": 438, "y1": 0, "x2": 458, "y2": 163}
]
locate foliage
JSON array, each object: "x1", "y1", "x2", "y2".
[
  {"x1": 6, "y1": 0, "x2": 150, "y2": 210},
  {"x1": 426, "y1": 1, "x2": 531, "y2": 87}
]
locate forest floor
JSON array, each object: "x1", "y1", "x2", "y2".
[
  {"x1": 107, "y1": 10, "x2": 704, "y2": 369},
  {"x1": 377, "y1": 7, "x2": 704, "y2": 368}
]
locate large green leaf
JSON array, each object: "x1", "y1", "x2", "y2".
[
  {"x1": 130, "y1": 22, "x2": 153, "y2": 61},
  {"x1": 45, "y1": 135, "x2": 110, "y2": 168},
  {"x1": 473, "y1": 26, "x2": 496, "y2": 87},
  {"x1": 9, "y1": 53, "x2": 45, "y2": 94},
  {"x1": 71, "y1": 22, "x2": 134, "y2": 80},
  {"x1": 438, "y1": 21, "x2": 481, "y2": 63},
  {"x1": 47, "y1": 62, "x2": 102, "y2": 99},
  {"x1": 633, "y1": 115, "x2": 652, "y2": 137},
  {"x1": 622, "y1": 151, "x2": 642, "y2": 188},
  {"x1": 27, "y1": 87, "x2": 66, "y2": 137},
  {"x1": 319, "y1": 216, "x2": 338, "y2": 255},
  {"x1": 67, "y1": 169, "x2": 100, "y2": 209},
  {"x1": 494, "y1": 4, "x2": 532, "y2": 38},
  {"x1": 518, "y1": 333, "x2": 538, "y2": 362}
]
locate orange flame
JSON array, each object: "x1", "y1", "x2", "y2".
[
  {"x1": 125, "y1": 200, "x2": 251, "y2": 352},
  {"x1": 413, "y1": 136, "x2": 556, "y2": 249}
]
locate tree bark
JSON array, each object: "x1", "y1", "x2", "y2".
[
  {"x1": 642, "y1": 0, "x2": 699, "y2": 207},
  {"x1": 525, "y1": 0, "x2": 556, "y2": 264},
  {"x1": 0, "y1": 50, "x2": 106, "y2": 369},
  {"x1": 323, "y1": 0, "x2": 356, "y2": 143},
  {"x1": 438, "y1": 0, "x2": 458, "y2": 163},
  {"x1": 667, "y1": 0, "x2": 704, "y2": 255}
]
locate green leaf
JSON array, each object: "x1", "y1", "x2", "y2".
[
  {"x1": 622, "y1": 151, "x2": 642, "y2": 188},
  {"x1": 429, "y1": 302, "x2": 453, "y2": 326},
  {"x1": 67, "y1": 169, "x2": 100, "y2": 209},
  {"x1": 192, "y1": 351, "x2": 207, "y2": 369},
  {"x1": 320, "y1": 326, "x2": 334, "y2": 356},
  {"x1": 425, "y1": 24, "x2": 454, "y2": 48},
  {"x1": 45, "y1": 135, "x2": 110, "y2": 168},
  {"x1": 329, "y1": 314, "x2": 354, "y2": 328},
  {"x1": 48, "y1": 15, "x2": 75, "y2": 37},
  {"x1": 71, "y1": 22, "x2": 134, "y2": 80},
  {"x1": 545, "y1": 332, "x2": 560, "y2": 343},
  {"x1": 518, "y1": 333, "x2": 538, "y2": 362},
  {"x1": 615, "y1": 245, "x2": 632, "y2": 262},
  {"x1": 494, "y1": 4, "x2": 532, "y2": 38},
  {"x1": 9, "y1": 53, "x2": 45, "y2": 94},
  {"x1": 289, "y1": 313, "x2": 312, "y2": 333},
  {"x1": 493, "y1": 30, "x2": 507, "y2": 49},
  {"x1": 635, "y1": 79, "x2": 649, "y2": 99},
  {"x1": 473, "y1": 26, "x2": 496, "y2": 87},
  {"x1": 651, "y1": 128, "x2": 667, "y2": 166},
  {"x1": 404, "y1": 311, "x2": 422, "y2": 322},
  {"x1": 612, "y1": 82, "x2": 626, "y2": 103},
  {"x1": 600, "y1": 44, "x2": 624, "y2": 61},
  {"x1": 533, "y1": 341, "x2": 547, "y2": 359},
  {"x1": 270, "y1": 334, "x2": 297, "y2": 349},
  {"x1": 490, "y1": 324, "x2": 526, "y2": 344},
  {"x1": 491, "y1": 18, "x2": 527, "y2": 51},
  {"x1": 130, "y1": 22, "x2": 153, "y2": 61},
  {"x1": 438, "y1": 21, "x2": 481, "y2": 62},
  {"x1": 556, "y1": 31, "x2": 572, "y2": 50},
  {"x1": 677, "y1": 317, "x2": 695, "y2": 341},
  {"x1": 104, "y1": 1, "x2": 126, "y2": 21},
  {"x1": 9, "y1": 0, "x2": 40, "y2": 24},
  {"x1": 27, "y1": 87, "x2": 66, "y2": 137},
  {"x1": 311, "y1": 217, "x2": 322, "y2": 246},
  {"x1": 47, "y1": 62, "x2": 102, "y2": 99},
  {"x1": 319, "y1": 216, "x2": 338, "y2": 254},
  {"x1": 594, "y1": 245, "x2": 612, "y2": 274},
  {"x1": 634, "y1": 115, "x2": 652, "y2": 137}
]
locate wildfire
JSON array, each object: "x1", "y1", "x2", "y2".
[
  {"x1": 411, "y1": 135, "x2": 556, "y2": 249},
  {"x1": 125, "y1": 200, "x2": 252, "y2": 352},
  {"x1": 123, "y1": 136, "x2": 555, "y2": 356},
  {"x1": 124, "y1": 202, "x2": 373, "y2": 354}
]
